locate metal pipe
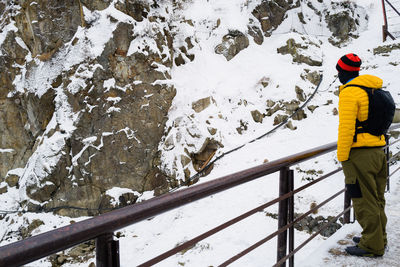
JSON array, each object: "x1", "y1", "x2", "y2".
[
  {"x1": 277, "y1": 167, "x2": 290, "y2": 267},
  {"x1": 138, "y1": 168, "x2": 341, "y2": 266},
  {"x1": 382, "y1": 0, "x2": 389, "y2": 28},
  {"x1": 1, "y1": 125, "x2": 398, "y2": 266},
  {"x1": 96, "y1": 233, "x2": 113, "y2": 267},
  {"x1": 385, "y1": 0, "x2": 400, "y2": 17},
  {"x1": 220, "y1": 189, "x2": 346, "y2": 266},
  {"x1": 111, "y1": 239, "x2": 120, "y2": 267},
  {"x1": 272, "y1": 205, "x2": 352, "y2": 267},
  {"x1": 288, "y1": 170, "x2": 294, "y2": 267},
  {"x1": 388, "y1": 165, "x2": 400, "y2": 179},
  {"x1": 0, "y1": 142, "x2": 337, "y2": 267},
  {"x1": 382, "y1": 0, "x2": 389, "y2": 41},
  {"x1": 382, "y1": 0, "x2": 398, "y2": 40}
]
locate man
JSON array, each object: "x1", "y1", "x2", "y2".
[{"x1": 336, "y1": 53, "x2": 387, "y2": 257}]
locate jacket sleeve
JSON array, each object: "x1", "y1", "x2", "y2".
[{"x1": 337, "y1": 89, "x2": 358, "y2": 161}]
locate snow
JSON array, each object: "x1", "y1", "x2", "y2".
[
  {"x1": 1, "y1": 0, "x2": 400, "y2": 266},
  {"x1": 10, "y1": 4, "x2": 122, "y2": 98},
  {"x1": 0, "y1": 22, "x2": 17, "y2": 57},
  {"x1": 299, "y1": 177, "x2": 400, "y2": 267},
  {"x1": 103, "y1": 78, "x2": 116, "y2": 92},
  {"x1": 106, "y1": 187, "x2": 137, "y2": 206},
  {"x1": 17, "y1": 86, "x2": 78, "y2": 195},
  {"x1": 0, "y1": 149, "x2": 14, "y2": 153}
]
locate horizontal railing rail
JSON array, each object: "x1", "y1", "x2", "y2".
[
  {"x1": 272, "y1": 205, "x2": 352, "y2": 267},
  {"x1": 382, "y1": 0, "x2": 400, "y2": 40},
  {"x1": 0, "y1": 142, "x2": 337, "y2": 267},
  {"x1": 0, "y1": 123, "x2": 399, "y2": 267},
  {"x1": 138, "y1": 167, "x2": 343, "y2": 266}
]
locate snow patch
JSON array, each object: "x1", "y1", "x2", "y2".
[
  {"x1": 106, "y1": 187, "x2": 137, "y2": 206},
  {"x1": 0, "y1": 148, "x2": 14, "y2": 153},
  {"x1": 103, "y1": 78, "x2": 116, "y2": 92}
]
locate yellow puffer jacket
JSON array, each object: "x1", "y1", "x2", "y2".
[{"x1": 337, "y1": 74, "x2": 386, "y2": 162}]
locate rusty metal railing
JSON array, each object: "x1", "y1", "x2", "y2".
[
  {"x1": 382, "y1": 0, "x2": 400, "y2": 41},
  {"x1": 0, "y1": 124, "x2": 399, "y2": 266}
]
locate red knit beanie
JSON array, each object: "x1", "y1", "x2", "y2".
[{"x1": 336, "y1": 53, "x2": 362, "y2": 72}]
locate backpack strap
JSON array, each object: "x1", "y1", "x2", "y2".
[{"x1": 342, "y1": 84, "x2": 377, "y2": 142}]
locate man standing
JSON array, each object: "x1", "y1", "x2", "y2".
[{"x1": 336, "y1": 53, "x2": 388, "y2": 257}]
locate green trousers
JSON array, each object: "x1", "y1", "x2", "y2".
[{"x1": 342, "y1": 148, "x2": 387, "y2": 256}]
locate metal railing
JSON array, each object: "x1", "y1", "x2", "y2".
[
  {"x1": 0, "y1": 127, "x2": 399, "y2": 266},
  {"x1": 382, "y1": 0, "x2": 400, "y2": 41}
]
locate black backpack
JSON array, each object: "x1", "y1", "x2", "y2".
[{"x1": 343, "y1": 84, "x2": 396, "y2": 142}]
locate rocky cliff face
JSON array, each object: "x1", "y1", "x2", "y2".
[
  {"x1": 1, "y1": 0, "x2": 179, "y2": 217},
  {"x1": 0, "y1": 0, "x2": 367, "y2": 217}
]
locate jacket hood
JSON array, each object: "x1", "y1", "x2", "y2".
[{"x1": 339, "y1": 74, "x2": 383, "y2": 93}]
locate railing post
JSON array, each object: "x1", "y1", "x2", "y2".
[
  {"x1": 96, "y1": 233, "x2": 120, "y2": 267},
  {"x1": 385, "y1": 134, "x2": 390, "y2": 192},
  {"x1": 288, "y1": 169, "x2": 294, "y2": 267},
  {"x1": 383, "y1": 25, "x2": 387, "y2": 42},
  {"x1": 382, "y1": 0, "x2": 388, "y2": 41},
  {"x1": 343, "y1": 190, "x2": 351, "y2": 224},
  {"x1": 277, "y1": 167, "x2": 290, "y2": 267}
]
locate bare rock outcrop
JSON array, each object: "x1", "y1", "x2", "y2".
[
  {"x1": 0, "y1": 27, "x2": 36, "y2": 181},
  {"x1": 251, "y1": 0, "x2": 298, "y2": 37},
  {"x1": 0, "y1": 0, "x2": 369, "y2": 218},
  {"x1": 215, "y1": 30, "x2": 249, "y2": 61},
  {"x1": 277, "y1": 38, "x2": 322, "y2": 66},
  {"x1": 1, "y1": 1, "x2": 176, "y2": 217},
  {"x1": 325, "y1": 1, "x2": 368, "y2": 46},
  {"x1": 14, "y1": 0, "x2": 82, "y2": 59}
]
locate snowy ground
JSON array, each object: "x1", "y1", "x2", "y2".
[{"x1": 299, "y1": 173, "x2": 400, "y2": 267}]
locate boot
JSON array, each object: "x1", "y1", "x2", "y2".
[{"x1": 345, "y1": 245, "x2": 382, "y2": 257}]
